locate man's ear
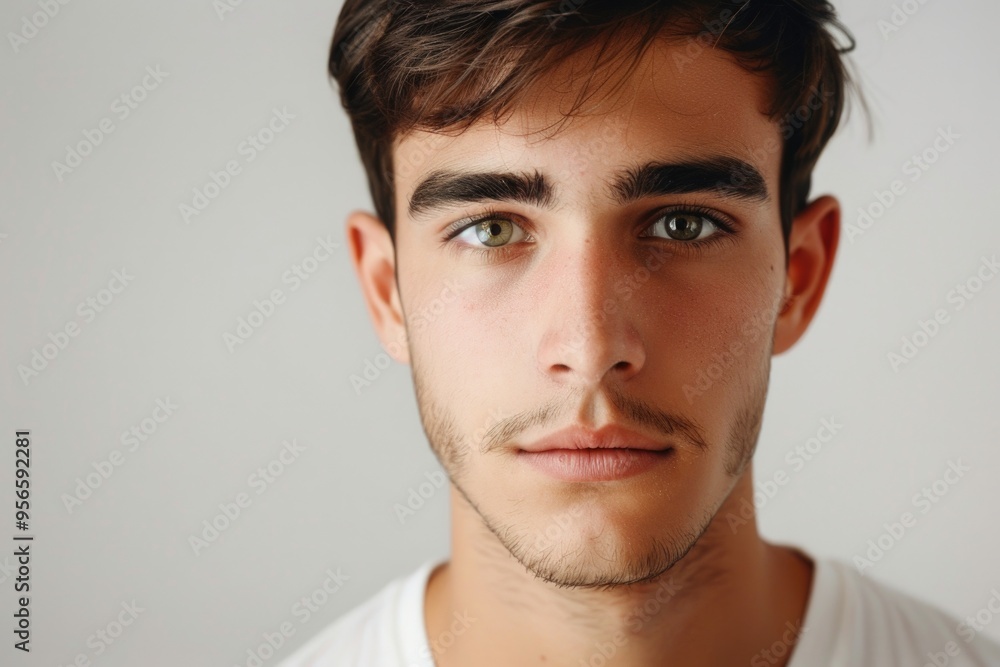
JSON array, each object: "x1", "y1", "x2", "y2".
[
  {"x1": 346, "y1": 210, "x2": 410, "y2": 365},
  {"x1": 772, "y1": 195, "x2": 840, "y2": 355}
]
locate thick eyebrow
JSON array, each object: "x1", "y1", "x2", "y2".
[
  {"x1": 408, "y1": 169, "x2": 554, "y2": 222},
  {"x1": 406, "y1": 155, "x2": 769, "y2": 222},
  {"x1": 611, "y1": 155, "x2": 770, "y2": 207}
]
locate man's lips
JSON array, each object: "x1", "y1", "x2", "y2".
[
  {"x1": 516, "y1": 423, "x2": 673, "y2": 453},
  {"x1": 516, "y1": 447, "x2": 673, "y2": 482}
]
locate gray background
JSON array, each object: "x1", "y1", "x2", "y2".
[{"x1": 1, "y1": 0, "x2": 999, "y2": 665}]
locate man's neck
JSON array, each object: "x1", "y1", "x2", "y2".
[{"x1": 424, "y1": 471, "x2": 815, "y2": 667}]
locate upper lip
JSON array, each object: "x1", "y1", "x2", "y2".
[{"x1": 518, "y1": 424, "x2": 673, "y2": 453}]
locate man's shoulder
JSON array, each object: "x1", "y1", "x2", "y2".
[
  {"x1": 277, "y1": 559, "x2": 442, "y2": 667},
  {"x1": 803, "y1": 557, "x2": 1000, "y2": 666}
]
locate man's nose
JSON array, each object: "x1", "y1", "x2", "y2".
[{"x1": 535, "y1": 238, "x2": 646, "y2": 386}]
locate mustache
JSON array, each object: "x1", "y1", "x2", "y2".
[{"x1": 476, "y1": 383, "x2": 709, "y2": 454}]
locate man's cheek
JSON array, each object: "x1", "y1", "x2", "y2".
[{"x1": 674, "y1": 306, "x2": 772, "y2": 400}]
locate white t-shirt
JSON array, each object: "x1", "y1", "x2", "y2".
[{"x1": 277, "y1": 554, "x2": 1000, "y2": 666}]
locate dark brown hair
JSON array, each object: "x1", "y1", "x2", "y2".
[{"x1": 327, "y1": 0, "x2": 866, "y2": 249}]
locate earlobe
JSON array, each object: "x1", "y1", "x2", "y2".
[
  {"x1": 772, "y1": 195, "x2": 840, "y2": 355},
  {"x1": 346, "y1": 210, "x2": 411, "y2": 365}
]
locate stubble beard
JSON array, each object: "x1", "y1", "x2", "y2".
[{"x1": 408, "y1": 332, "x2": 772, "y2": 590}]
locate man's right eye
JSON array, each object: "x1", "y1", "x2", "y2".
[{"x1": 451, "y1": 217, "x2": 529, "y2": 248}]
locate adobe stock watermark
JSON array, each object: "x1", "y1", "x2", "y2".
[
  {"x1": 470, "y1": 406, "x2": 513, "y2": 451},
  {"x1": 575, "y1": 507, "x2": 689, "y2": 665},
  {"x1": 55, "y1": 600, "x2": 144, "y2": 667},
  {"x1": 914, "y1": 590, "x2": 1000, "y2": 667},
  {"x1": 213, "y1": 0, "x2": 252, "y2": 21},
  {"x1": 412, "y1": 609, "x2": 478, "y2": 667},
  {"x1": 392, "y1": 129, "x2": 451, "y2": 185},
  {"x1": 611, "y1": 245, "x2": 674, "y2": 302},
  {"x1": 544, "y1": 0, "x2": 586, "y2": 30},
  {"x1": 877, "y1": 0, "x2": 934, "y2": 41},
  {"x1": 51, "y1": 66, "x2": 170, "y2": 183},
  {"x1": 188, "y1": 439, "x2": 306, "y2": 556},
  {"x1": 887, "y1": 254, "x2": 998, "y2": 372},
  {"x1": 410, "y1": 278, "x2": 468, "y2": 331},
  {"x1": 711, "y1": 83, "x2": 836, "y2": 193},
  {"x1": 350, "y1": 329, "x2": 410, "y2": 396},
  {"x1": 179, "y1": 107, "x2": 295, "y2": 224},
  {"x1": 846, "y1": 126, "x2": 959, "y2": 244},
  {"x1": 394, "y1": 406, "x2": 510, "y2": 523},
  {"x1": 350, "y1": 275, "x2": 468, "y2": 395},
  {"x1": 918, "y1": 637, "x2": 971, "y2": 667},
  {"x1": 852, "y1": 458, "x2": 971, "y2": 576},
  {"x1": 726, "y1": 417, "x2": 844, "y2": 534},
  {"x1": 394, "y1": 469, "x2": 448, "y2": 524},
  {"x1": 223, "y1": 234, "x2": 340, "y2": 352},
  {"x1": 750, "y1": 618, "x2": 809, "y2": 667},
  {"x1": 17, "y1": 268, "x2": 135, "y2": 386},
  {"x1": 532, "y1": 505, "x2": 584, "y2": 552},
  {"x1": 233, "y1": 566, "x2": 350, "y2": 667},
  {"x1": 681, "y1": 305, "x2": 777, "y2": 404},
  {"x1": 8, "y1": 0, "x2": 73, "y2": 54},
  {"x1": 578, "y1": 571, "x2": 685, "y2": 666},
  {"x1": 556, "y1": 244, "x2": 674, "y2": 361},
  {"x1": 957, "y1": 589, "x2": 1000, "y2": 645},
  {"x1": 289, "y1": 567, "x2": 350, "y2": 625},
  {"x1": 61, "y1": 397, "x2": 180, "y2": 514}
]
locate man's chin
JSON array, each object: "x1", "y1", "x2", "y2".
[
  {"x1": 451, "y1": 470, "x2": 718, "y2": 588},
  {"x1": 505, "y1": 538, "x2": 685, "y2": 589},
  {"x1": 487, "y1": 512, "x2": 705, "y2": 589}
]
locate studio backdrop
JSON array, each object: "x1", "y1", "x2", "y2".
[{"x1": 1, "y1": 0, "x2": 998, "y2": 665}]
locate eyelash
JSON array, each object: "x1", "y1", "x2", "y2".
[{"x1": 440, "y1": 204, "x2": 738, "y2": 263}]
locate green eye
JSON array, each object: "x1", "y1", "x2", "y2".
[{"x1": 474, "y1": 219, "x2": 515, "y2": 247}]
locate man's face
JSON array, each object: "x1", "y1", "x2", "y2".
[{"x1": 390, "y1": 37, "x2": 788, "y2": 588}]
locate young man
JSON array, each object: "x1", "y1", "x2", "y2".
[{"x1": 281, "y1": 1, "x2": 1000, "y2": 665}]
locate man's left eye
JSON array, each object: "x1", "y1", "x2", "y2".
[{"x1": 645, "y1": 212, "x2": 719, "y2": 242}]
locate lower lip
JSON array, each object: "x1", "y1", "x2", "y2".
[{"x1": 516, "y1": 448, "x2": 672, "y2": 482}]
